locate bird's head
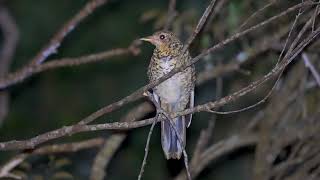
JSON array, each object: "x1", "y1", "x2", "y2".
[{"x1": 140, "y1": 31, "x2": 182, "y2": 56}]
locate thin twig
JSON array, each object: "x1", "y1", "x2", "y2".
[
  {"x1": 0, "y1": 40, "x2": 140, "y2": 90},
  {"x1": 164, "y1": 0, "x2": 177, "y2": 30},
  {"x1": 30, "y1": 0, "x2": 108, "y2": 65},
  {"x1": 183, "y1": 0, "x2": 218, "y2": 52},
  {"x1": 302, "y1": 53, "x2": 320, "y2": 86},
  {"x1": 35, "y1": 40, "x2": 141, "y2": 73},
  {"x1": 137, "y1": 119, "x2": 156, "y2": 180},
  {"x1": 203, "y1": 0, "x2": 227, "y2": 32},
  {"x1": 312, "y1": 0, "x2": 320, "y2": 32},
  {"x1": 238, "y1": 0, "x2": 276, "y2": 31}
]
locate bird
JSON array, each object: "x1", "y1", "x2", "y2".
[{"x1": 140, "y1": 31, "x2": 195, "y2": 159}]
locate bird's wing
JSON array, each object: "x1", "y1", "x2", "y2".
[{"x1": 186, "y1": 88, "x2": 194, "y2": 127}]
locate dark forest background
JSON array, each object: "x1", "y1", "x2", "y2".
[{"x1": 0, "y1": 0, "x2": 319, "y2": 180}]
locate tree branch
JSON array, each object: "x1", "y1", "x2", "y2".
[{"x1": 0, "y1": 0, "x2": 108, "y2": 90}]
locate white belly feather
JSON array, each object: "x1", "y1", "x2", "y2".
[{"x1": 156, "y1": 73, "x2": 184, "y2": 104}]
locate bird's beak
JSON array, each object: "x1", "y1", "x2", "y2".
[{"x1": 140, "y1": 36, "x2": 154, "y2": 43}]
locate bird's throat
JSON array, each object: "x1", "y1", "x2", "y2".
[{"x1": 157, "y1": 45, "x2": 171, "y2": 57}]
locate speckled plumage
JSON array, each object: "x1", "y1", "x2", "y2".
[{"x1": 142, "y1": 31, "x2": 195, "y2": 159}]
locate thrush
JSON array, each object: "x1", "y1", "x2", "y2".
[{"x1": 141, "y1": 31, "x2": 195, "y2": 159}]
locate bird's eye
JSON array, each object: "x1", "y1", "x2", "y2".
[{"x1": 159, "y1": 34, "x2": 165, "y2": 40}]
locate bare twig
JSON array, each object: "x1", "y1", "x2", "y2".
[
  {"x1": 164, "y1": 0, "x2": 177, "y2": 30},
  {"x1": 203, "y1": 0, "x2": 228, "y2": 32},
  {"x1": 0, "y1": 0, "x2": 108, "y2": 89},
  {"x1": 183, "y1": 0, "x2": 217, "y2": 52},
  {"x1": 0, "y1": 40, "x2": 140, "y2": 90},
  {"x1": 35, "y1": 40, "x2": 141, "y2": 73},
  {"x1": 238, "y1": 0, "x2": 276, "y2": 31},
  {"x1": 302, "y1": 53, "x2": 320, "y2": 87},
  {"x1": 312, "y1": 0, "x2": 320, "y2": 32},
  {"x1": 137, "y1": 120, "x2": 156, "y2": 180},
  {"x1": 0, "y1": 154, "x2": 26, "y2": 179}
]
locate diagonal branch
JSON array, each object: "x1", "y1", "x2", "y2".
[
  {"x1": 302, "y1": 53, "x2": 320, "y2": 86},
  {"x1": 0, "y1": 0, "x2": 108, "y2": 90},
  {"x1": 164, "y1": 0, "x2": 177, "y2": 30},
  {"x1": 0, "y1": 138, "x2": 104, "y2": 179},
  {"x1": 183, "y1": 0, "x2": 218, "y2": 52},
  {"x1": 33, "y1": 41, "x2": 140, "y2": 74}
]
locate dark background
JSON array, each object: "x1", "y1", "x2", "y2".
[{"x1": 1, "y1": 0, "x2": 318, "y2": 179}]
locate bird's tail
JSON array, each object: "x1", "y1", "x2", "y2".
[{"x1": 161, "y1": 116, "x2": 186, "y2": 159}]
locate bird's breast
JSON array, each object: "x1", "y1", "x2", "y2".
[{"x1": 156, "y1": 74, "x2": 184, "y2": 104}]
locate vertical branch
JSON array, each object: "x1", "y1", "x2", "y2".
[
  {"x1": 137, "y1": 120, "x2": 157, "y2": 180},
  {"x1": 164, "y1": 0, "x2": 177, "y2": 31},
  {"x1": 183, "y1": 0, "x2": 218, "y2": 52},
  {"x1": 0, "y1": 7, "x2": 18, "y2": 125}
]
